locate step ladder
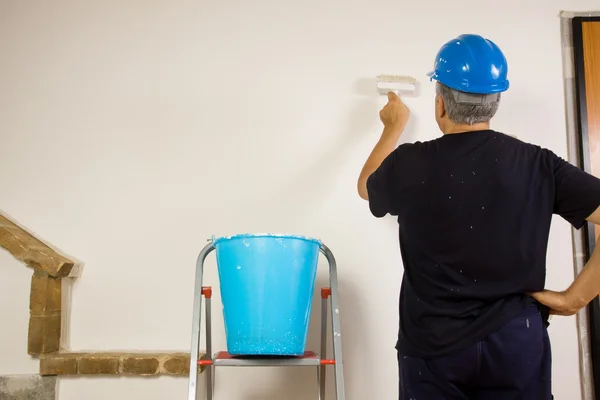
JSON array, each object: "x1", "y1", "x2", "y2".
[{"x1": 187, "y1": 240, "x2": 346, "y2": 400}]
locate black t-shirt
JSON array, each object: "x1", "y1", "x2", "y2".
[{"x1": 366, "y1": 130, "x2": 600, "y2": 358}]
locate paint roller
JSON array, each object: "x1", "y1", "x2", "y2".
[{"x1": 376, "y1": 74, "x2": 418, "y2": 97}]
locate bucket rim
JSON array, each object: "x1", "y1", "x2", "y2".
[{"x1": 212, "y1": 233, "x2": 322, "y2": 246}]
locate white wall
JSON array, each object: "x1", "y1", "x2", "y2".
[{"x1": 0, "y1": 1, "x2": 596, "y2": 399}]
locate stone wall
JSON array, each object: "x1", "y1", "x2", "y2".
[
  {"x1": 0, "y1": 212, "x2": 202, "y2": 398},
  {"x1": 28, "y1": 271, "x2": 62, "y2": 356},
  {"x1": 39, "y1": 353, "x2": 190, "y2": 376}
]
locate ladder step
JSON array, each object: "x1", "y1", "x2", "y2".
[{"x1": 197, "y1": 351, "x2": 336, "y2": 367}]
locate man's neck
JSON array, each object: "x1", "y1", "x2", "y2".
[{"x1": 444, "y1": 122, "x2": 490, "y2": 135}]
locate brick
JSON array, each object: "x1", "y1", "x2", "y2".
[
  {"x1": 30, "y1": 271, "x2": 62, "y2": 315},
  {"x1": 0, "y1": 214, "x2": 9, "y2": 226},
  {"x1": 0, "y1": 226, "x2": 27, "y2": 259},
  {"x1": 37, "y1": 352, "x2": 204, "y2": 376},
  {"x1": 122, "y1": 355, "x2": 160, "y2": 375},
  {"x1": 27, "y1": 251, "x2": 75, "y2": 278},
  {"x1": 40, "y1": 353, "x2": 79, "y2": 375},
  {"x1": 78, "y1": 354, "x2": 120, "y2": 375},
  {"x1": 0, "y1": 214, "x2": 75, "y2": 277},
  {"x1": 163, "y1": 353, "x2": 190, "y2": 375},
  {"x1": 28, "y1": 314, "x2": 61, "y2": 355}
]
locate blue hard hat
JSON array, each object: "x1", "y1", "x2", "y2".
[{"x1": 427, "y1": 34, "x2": 509, "y2": 94}]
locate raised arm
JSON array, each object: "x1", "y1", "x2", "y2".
[{"x1": 357, "y1": 92, "x2": 409, "y2": 201}]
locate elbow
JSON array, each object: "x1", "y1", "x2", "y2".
[
  {"x1": 564, "y1": 291, "x2": 590, "y2": 316},
  {"x1": 357, "y1": 178, "x2": 369, "y2": 200}
]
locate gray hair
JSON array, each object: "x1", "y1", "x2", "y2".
[{"x1": 436, "y1": 82, "x2": 501, "y2": 125}]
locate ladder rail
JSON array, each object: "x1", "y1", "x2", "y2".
[
  {"x1": 319, "y1": 292, "x2": 328, "y2": 400},
  {"x1": 188, "y1": 242, "x2": 215, "y2": 400},
  {"x1": 320, "y1": 244, "x2": 346, "y2": 400},
  {"x1": 205, "y1": 288, "x2": 214, "y2": 400}
]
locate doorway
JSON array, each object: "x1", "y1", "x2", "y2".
[{"x1": 572, "y1": 15, "x2": 600, "y2": 400}]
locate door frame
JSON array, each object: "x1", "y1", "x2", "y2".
[{"x1": 572, "y1": 16, "x2": 600, "y2": 399}]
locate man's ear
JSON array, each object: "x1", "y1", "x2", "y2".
[{"x1": 436, "y1": 94, "x2": 446, "y2": 119}]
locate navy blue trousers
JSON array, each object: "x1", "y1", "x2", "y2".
[{"x1": 398, "y1": 303, "x2": 552, "y2": 400}]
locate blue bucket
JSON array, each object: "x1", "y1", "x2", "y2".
[{"x1": 213, "y1": 233, "x2": 321, "y2": 356}]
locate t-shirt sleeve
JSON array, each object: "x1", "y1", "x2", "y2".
[
  {"x1": 552, "y1": 152, "x2": 600, "y2": 229},
  {"x1": 366, "y1": 145, "x2": 411, "y2": 218}
]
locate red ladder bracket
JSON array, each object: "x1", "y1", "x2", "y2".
[
  {"x1": 321, "y1": 287, "x2": 331, "y2": 299},
  {"x1": 202, "y1": 286, "x2": 212, "y2": 298}
]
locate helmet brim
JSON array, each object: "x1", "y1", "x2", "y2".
[{"x1": 426, "y1": 70, "x2": 509, "y2": 94}]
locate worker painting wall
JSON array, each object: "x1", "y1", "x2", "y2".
[{"x1": 0, "y1": 1, "x2": 597, "y2": 399}]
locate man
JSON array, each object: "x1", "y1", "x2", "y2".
[{"x1": 357, "y1": 33, "x2": 600, "y2": 399}]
